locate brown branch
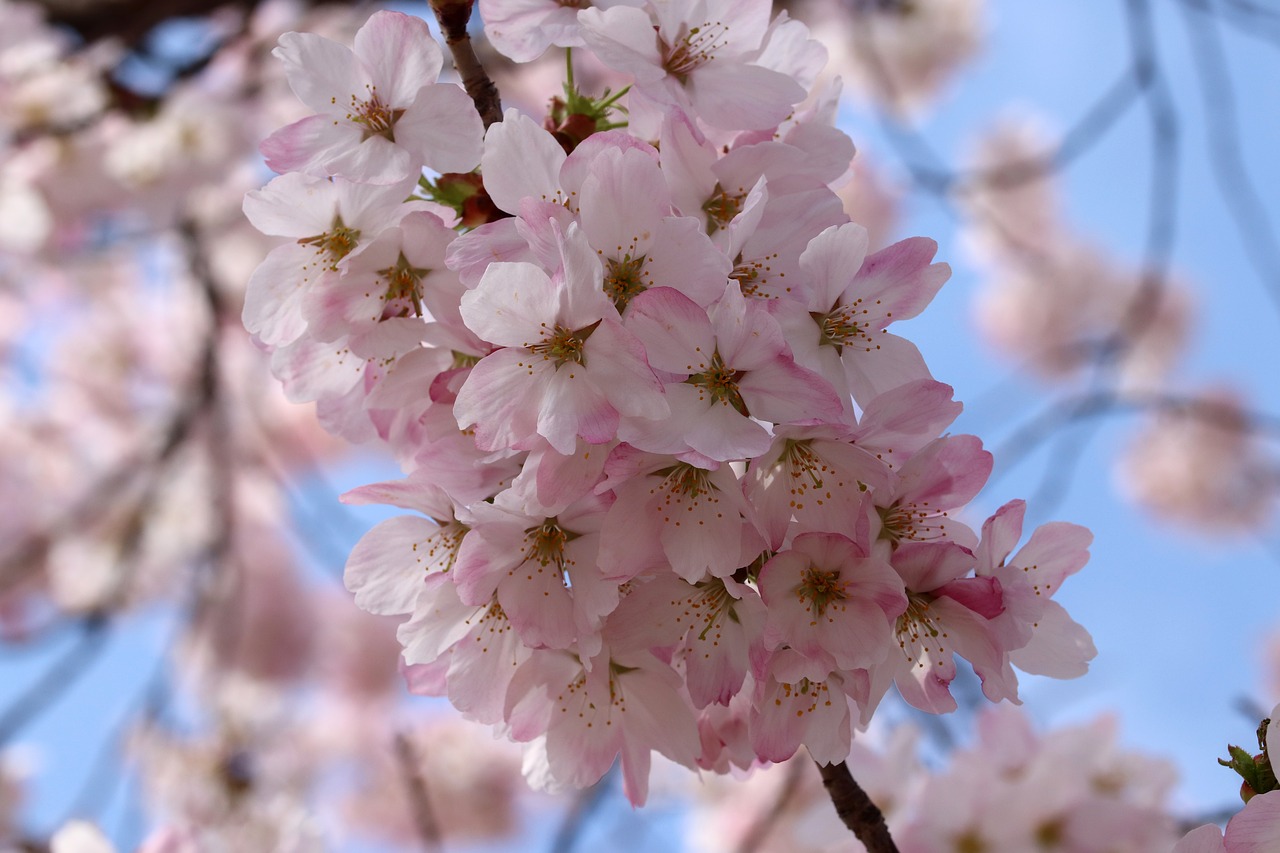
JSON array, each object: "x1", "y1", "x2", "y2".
[
  {"x1": 429, "y1": 0, "x2": 503, "y2": 128},
  {"x1": 815, "y1": 761, "x2": 899, "y2": 853}
]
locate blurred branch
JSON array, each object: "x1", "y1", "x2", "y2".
[
  {"x1": 550, "y1": 766, "x2": 616, "y2": 853},
  {"x1": 815, "y1": 761, "x2": 899, "y2": 853},
  {"x1": 990, "y1": 389, "x2": 1280, "y2": 489},
  {"x1": 393, "y1": 731, "x2": 444, "y2": 853},
  {"x1": 737, "y1": 758, "x2": 807, "y2": 853},
  {"x1": 1179, "y1": 0, "x2": 1280, "y2": 323},
  {"x1": 0, "y1": 615, "x2": 109, "y2": 747},
  {"x1": 34, "y1": 0, "x2": 258, "y2": 48},
  {"x1": 1101, "y1": 0, "x2": 1180, "y2": 362},
  {"x1": 848, "y1": 12, "x2": 1143, "y2": 197}
]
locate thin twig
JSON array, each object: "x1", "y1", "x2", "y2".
[
  {"x1": 815, "y1": 761, "x2": 899, "y2": 853},
  {"x1": 429, "y1": 0, "x2": 503, "y2": 128}
]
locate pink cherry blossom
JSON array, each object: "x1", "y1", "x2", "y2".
[
  {"x1": 622, "y1": 283, "x2": 844, "y2": 461},
  {"x1": 453, "y1": 224, "x2": 669, "y2": 455},
  {"x1": 758, "y1": 531, "x2": 907, "y2": 671},
  {"x1": 579, "y1": 0, "x2": 808, "y2": 131},
  {"x1": 262, "y1": 10, "x2": 483, "y2": 182}
]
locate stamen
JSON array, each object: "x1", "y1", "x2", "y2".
[
  {"x1": 685, "y1": 350, "x2": 748, "y2": 415},
  {"x1": 661, "y1": 21, "x2": 730, "y2": 81}
]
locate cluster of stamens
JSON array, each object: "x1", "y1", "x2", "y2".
[
  {"x1": 661, "y1": 20, "x2": 729, "y2": 81},
  {"x1": 415, "y1": 518, "x2": 469, "y2": 574},
  {"x1": 878, "y1": 500, "x2": 947, "y2": 545},
  {"x1": 376, "y1": 252, "x2": 430, "y2": 319},
  {"x1": 817, "y1": 301, "x2": 879, "y2": 352},
  {"x1": 526, "y1": 322, "x2": 599, "y2": 368},
  {"x1": 896, "y1": 591, "x2": 947, "y2": 666},
  {"x1": 797, "y1": 565, "x2": 848, "y2": 620},
  {"x1": 686, "y1": 350, "x2": 748, "y2": 415},
  {"x1": 603, "y1": 252, "x2": 649, "y2": 311},
  {"x1": 702, "y1": 183, "x2": 746, "y2": 234},
  {"x1": 522, "y1": 518, "x2": 576, "y2": 572},
  {"x1": 298, "y1": 215, "x2": 360, "y2": 267},
  {"x1": 342, "y1": 86, "x2": 403, "y2": 140}
]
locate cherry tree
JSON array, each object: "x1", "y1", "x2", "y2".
[{"x1": 0, "y1": 0, "x2": 1278, "y2": 851}]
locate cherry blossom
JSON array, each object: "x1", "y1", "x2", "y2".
[{"x1": 263, "y1": 10, "x2": 483, "y2": 182}]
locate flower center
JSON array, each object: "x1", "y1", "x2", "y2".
[
  {"x1": 424, "y1": 519, "x2": 469, "y2": 574},
  {"x1": 878, "y1": 501, "x2": 949, "y2": 545},
  {"x1": 522, "y1": 518, "x2": 579, "y2": 570},
  {"x1": 685, "y1": 350, "x2": 748, "y2": 415},
  {"x1": 702, "y1": 183, "x2": 746, "y2": 234},
  {"x1": 604, "y1": 254, "x2": 649, "y2": 312},
  {"x1": 798, "y1": 566, "x2": 847, "y2": 617},
  {"x1": 527, "y1": 321, "x2": 600, "y2": 368},
  {"x1": 344, "y1": 88, "x2": 404, "y2": 140},
  {"x1": 815, "y1": 303, "x2": 877, "y2": 353},
  {"x1": 685, "y1": 578, "x2": 736, "y2": 642},
  {"x1": 731, "y1": 251, "x2": 782, "y2": 298},
  {"x1": 661, "y1": 21, "x2": 729, "y2": 81},
  {"x1": 657, "y1": 462, "x2": 717, "y2": 499},
  {"x1": 952, "y1": 831, "x2": 988, "y2": 853},
  {"x1": 298, "y1": 214, "x2": 360, "y2": 265},
  {"x1": 377, "y1": 252, "x2": 431, "y2": 318}
]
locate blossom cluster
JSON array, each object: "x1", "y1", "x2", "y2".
[{"x1": 243, "y1": 1, "x2": 1096, "y2": 805}]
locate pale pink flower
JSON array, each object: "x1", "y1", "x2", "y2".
[
  {"x1": 505, "y1": 643, "x2": 700, "y2": 805},
  {"x1": 262, "y1": 10, "x2": 483, "y2": 182},
  {"x1": 744, "y1": 425, "x2": 889, "y2": 550},
  {"x1": 622, "y1": 283, "x2": 844, "y2": 461},
  {"x1": 579, "y1": 0, "x2": 807, "y2": 130},
  {"x1": 772, "y1": 226, "x2": 950, "y2": 408},
  {"x1": 871, "y1": 434, "x2": 991, "y2": 553},
  {"x1": 453, "y1": 224, "x2": 669, "y2": 455},
  {"x1": 577, "y1": 144, "x2": 731, "y2": 312},
  {"x1": 808, "y1": 0, "x2": 983, "y2": 111},
  {"x1": 597, "y1": 445, "x2": 762, "y2": 582},
  {"x1": 605, "y1": 572, "x2": 767, "y2": 709},
  {"x1": 241, "y1": 171, "x2": 421, "y2": 346},
  {"x1": 975, "y1": 499, "x2": 1097, "y2": 678},
  {"x1": 758, "y1": 532, "x2": 906, "y2": 672},
  {"x1": 478, "y1": 0, "x2": 630, "y2": 63},
  {"x1": 862, "y1": 539, "x2": 1012, "y2": 717},
  {"x1": 452, "y1": 483, "x2": 617, "y2": 654},
  {"x1": 50, "y1": 822, "x2": 116, "y2": 853},
  {"x1": 749, "y1": 648, "x2": 853, "y2": 765}
]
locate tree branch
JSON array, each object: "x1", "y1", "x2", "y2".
[
  {"x1": 815, "y1": 761, "x2": 899, "y2": 853},
  {"x1": 393, "y1": 732, "x2": 444, "y2": 853},
  {"x1": 429, "y1": 0, "x2": 503, "y2": 128}
]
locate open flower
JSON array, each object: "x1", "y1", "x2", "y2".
[{"x1": 262, "y1": 10, "x2": 483, "y2": 183}]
